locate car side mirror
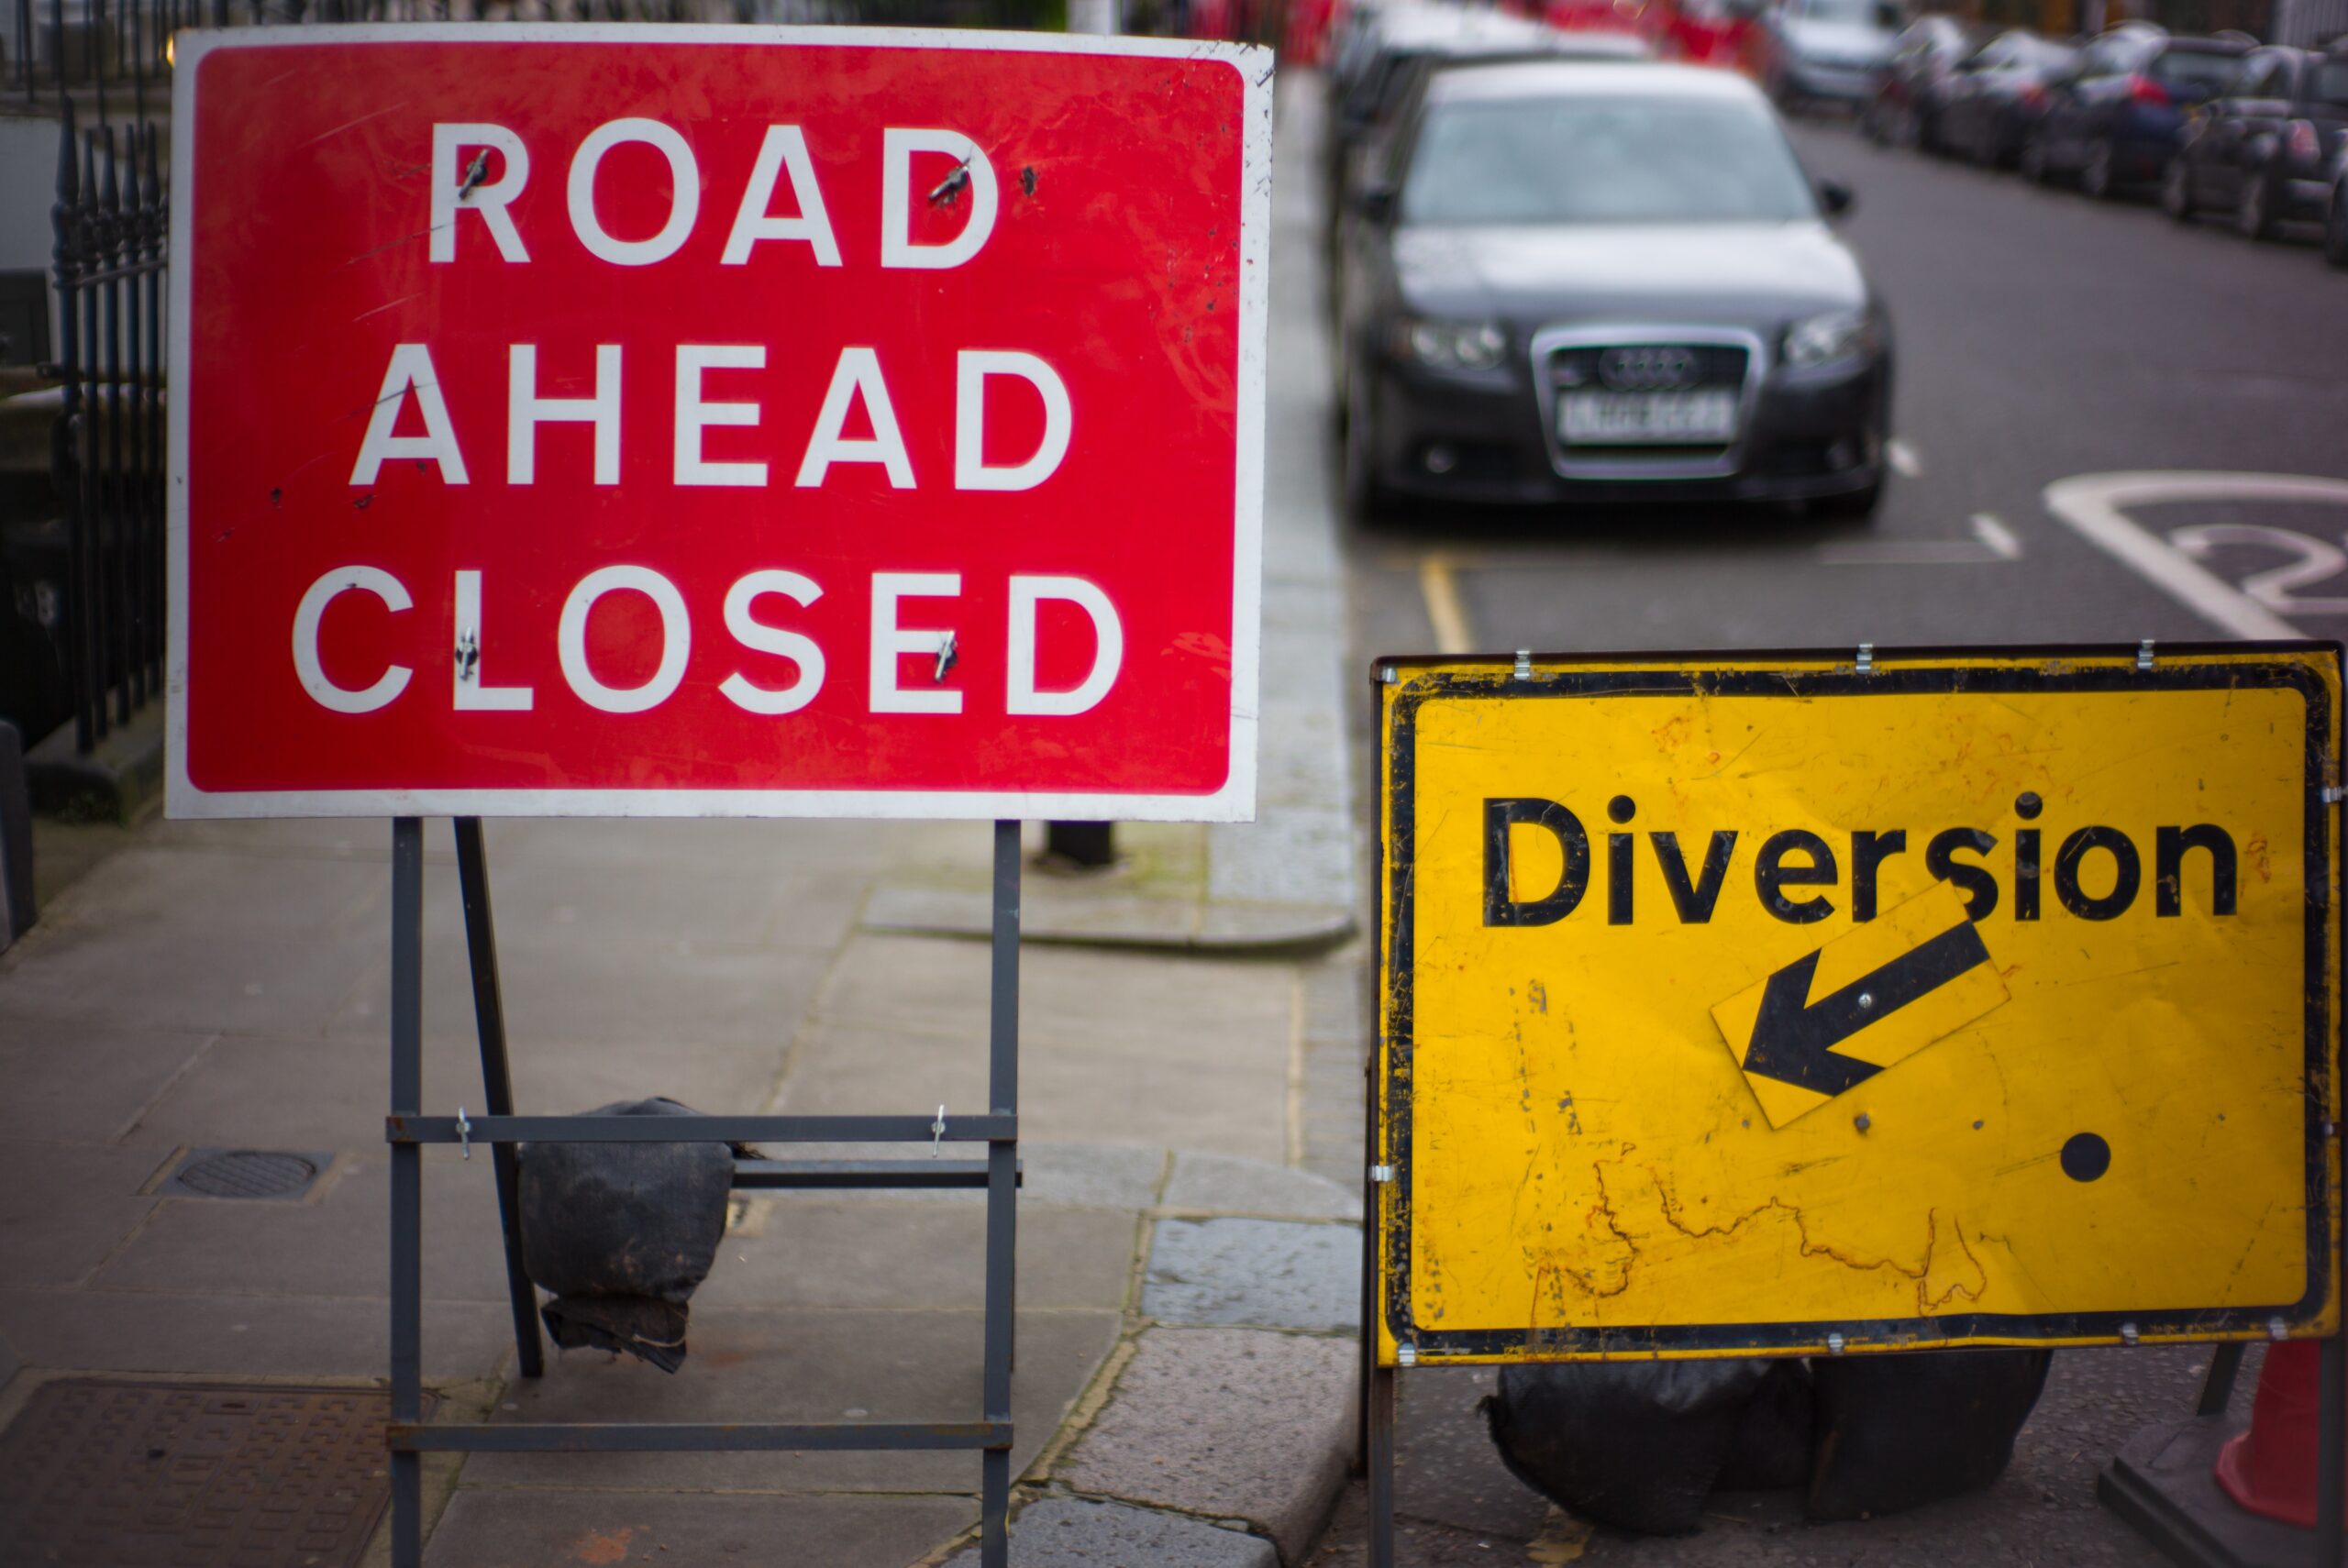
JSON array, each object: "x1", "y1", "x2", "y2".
[
  {"x1": 1357, "y1": 182, "x2": 1400, "y2": 226},
  {"x1": 1818, "y1": 179, "x2": 1855, "y2": 218}
]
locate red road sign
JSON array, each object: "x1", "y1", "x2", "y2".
[{"x1": 166, "y1": 26, "x2": 1269, "y2": 819}]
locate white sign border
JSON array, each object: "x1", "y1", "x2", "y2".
[{"x1": 166, "y1": 23, "x2": 1270, "y2": 822}]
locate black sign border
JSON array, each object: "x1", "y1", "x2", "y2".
[{"x1": 1377, "y1": 644, "x2": 2342, "y2": 1360}]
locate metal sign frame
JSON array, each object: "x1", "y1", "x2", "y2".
[
  {"x1": 1361, "y1": 640, "x2": 2348, "y2": 1567},
  {"x1": 384, "y1": 816, "x2": 1025, "y2": 1568}
]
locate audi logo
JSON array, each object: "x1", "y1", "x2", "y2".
[{"x1": 1598, "y1": 347, "x2": 1700, "y2": 392}]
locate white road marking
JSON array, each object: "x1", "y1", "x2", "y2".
[
  {"x1": 1969, "y1": 513, "x2": 2021, "y2": 560},
  {"x1": 1885, "y1": 438, "x2": 1923, "y2": 479},
  {"x1": 2168, "y1": 523, "x2": 2348, "y2": 616},
  {"x1": 1817, "y1": 513, "x2": 2023, "y2": 568},
  {"x1": 1418, "y1": 553, "x2": 1474, "y2": 654},
  {"x1": 2042, "y1": 471, "x2": 2348, "y2": 639}
]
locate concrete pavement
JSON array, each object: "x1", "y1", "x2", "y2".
[{"x1": 0, "y1": 75, "x2": 1374, "y2": 1568}]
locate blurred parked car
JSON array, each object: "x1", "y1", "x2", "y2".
[
  {"x1": 1753, "y1": 0, "x2": 1900, "y2": 114},
  {"x1": 2021, "y1": 24, "x2": 2252, "y2": 197},
  {"x1": 1324, "y1": 4, "x2": 1557, "y2": 218},
  {"x1": 1936, "y1": 29, "x2": 2079, "y2": 167},
  {"x1": 2164, "y1": 41, "x2": 2348, "y2": 242},
  {"x1": 1861, "y1": 14, "x2": 1977, "y2": 150},
  {"x1": 2330, "y1": 130, "x2": 2348, "y2": 266},
  {"x1": 1335, "y1": 61, "x2": 1891, "y2": 518},
  {"x1": 1339, "y1": 28, "x2": 1652, "y2": 220}
]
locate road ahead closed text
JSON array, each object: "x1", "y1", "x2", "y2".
[{"x1": 168, "y1": 28, "x2": 1269, "y2": 818}]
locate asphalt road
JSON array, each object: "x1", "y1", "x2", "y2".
[
  {"x1": 1346, "y1": 114, "x2": 2348, "y2": 661},
  {"x1": 1318, "y1": 97, "x2": 2348, "y2": 1568}
]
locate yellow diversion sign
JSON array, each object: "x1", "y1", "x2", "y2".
[{"x1": 1373, "y1": 646, "x2": 2344, "y2": 1364}]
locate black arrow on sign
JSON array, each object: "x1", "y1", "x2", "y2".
[{"x1": 1741, "y1": 921, "x2": 1993, "y2": 1097}]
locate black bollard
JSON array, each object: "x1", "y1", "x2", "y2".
[{"x1": 1045, "y1": 821, "x2": 1116, "y2": 868}]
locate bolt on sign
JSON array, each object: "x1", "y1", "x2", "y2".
[
  {"x1": 166, "y1": 26, "x2": 1269, "y2": 820},
  {"x1": 1373, "y1": 646, "x2": 2344, "y2": 1363}
]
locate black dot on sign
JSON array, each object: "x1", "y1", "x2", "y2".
[
  {"x1": 2060, "y1": 1132, "x2": 2111, "y2": 1183},
  {"x1": 1608, "y1": 795, "x2": 1636, "y2": 824},
  {"x1": 2015, "y1": 791, "x2": 2043, "y2": 820}
]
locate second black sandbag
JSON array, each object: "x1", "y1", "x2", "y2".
[
  {"x1": 1484, "y1": 1359, "x2": 1774, "y2": 1535},
  {"x1": 1713, "y1": 1357, "x2": 1816, "y2": 1492},
  {"x1": 1806, "y1": 1348, "x2": 2054, "y2": 1520}
]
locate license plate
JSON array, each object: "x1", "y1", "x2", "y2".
[{"x1": 1560, "y1": 390, "x2": 1738, "y2": 444}]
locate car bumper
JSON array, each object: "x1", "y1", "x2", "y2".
[
  {"x1": 2282, "y1": 174, "x2": 2331, "y2": 221},
  {"x1": 1362, "y1": 354, "x2": 1890, "y2": 506}
]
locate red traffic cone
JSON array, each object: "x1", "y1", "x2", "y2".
[{"x1": 2215, "y1": 1341, "x2": 2346, "y2": 1529}]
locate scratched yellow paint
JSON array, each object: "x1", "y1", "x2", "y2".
[{"x1": 1374, "y1": 648, "x2": 2342, "y2": 1364}]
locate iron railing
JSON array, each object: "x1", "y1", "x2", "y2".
[{"x1": 50, "y1": 98, "x2": 164, "y2": 754}]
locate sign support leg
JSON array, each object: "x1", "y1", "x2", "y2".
[
  {"x1": 980, "y1": 819, "x2": 1022, "y2": 1568},
  {"x1": 389, "y1": 817, "x2": 425, "y2": 1568},
  {"x1": 453, "y1": 816, "x2": 544, "y2": 1379},
  {"x1": 1368, "y1": 1364, "x2": 1397, "y2": 1568}
]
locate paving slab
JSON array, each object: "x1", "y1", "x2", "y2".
[
  {"x1": 118, "y1": 1028, "x2": 781, "y2": 1154},
  {"x1": 782, "y1": 1021, "x2": 1290, "y2": 1165},
  {"x1": 1162, "y1": 1153, "x2": 1362, "y2": 1220},
  {"x1": 0, "y1": 922, "x2": 377, "y2": 1035},
  {"x1": 728, "y1": 1142, "x2": 1168, "y2": 1212},
  {"x1": 702, "y1": 1197, "x2": 1135, "y2": 1312},
  {"x1": 945, "y1": 1496, "x2": 1279, "y2": 1568},
  {"x1": 1145, "y1": 1219, "x2": 1362, "y2": 1332},
  {"x1": 469, "y1": 1308, "x2": 1120, "y2": 1495},
  {"x1": 0, "y1": 1290, "x2": 515, "y2": 1381},
  {"x1": 37, "y1": 843, "x2": 387, "y2": 940},
  {"x1": 113, "y1": 1029, "x2": 504, "y2": 1154},
  {"x1": 819, "y1": 933, "x2": 1297, "y2": 1049},
  {"x1": 93, "y1": 1154, "x2": 515, "y2": 1303},
  {"x1": 1060, "y1": 1326, "x2": 1358, "y2": 1564},
  {"x1": 327, "y1": 930, "x2": 829, "y2": 1050},
  {"x1": 424, "y1": 1488, "x2": 976, "y2": 1568},
  {"x1": 0, "y1": 1021, "x2": 214, "y2": 1144},
  {"x1": 0, "y1": 1142, "x2": 169, "y2": 1287}
]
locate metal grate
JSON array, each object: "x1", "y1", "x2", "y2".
[
  {"x1": 163, "y1": 1149, "x2": 327, "y2": 1200},
  {"x1": 0, "y1": 1379, "x2": 417, "y2": 1568}
]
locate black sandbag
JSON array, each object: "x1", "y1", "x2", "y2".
[
  {"x1": 517, "y1": 1097, "x2": 736, "y2": 1374},
  {"x1": 1484, "y1": 1359, "x2": 1773, "y2": 1535},
  {"x1": 1713, "y1": 1358, "x2": 1815, "y2": 1492},
  {"x1": 1806, "y1": 1348, "x2": 2054, "y2": 1520}
]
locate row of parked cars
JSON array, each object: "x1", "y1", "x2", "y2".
[
  {"x1": 1863, "y1": 16, "x2": 2348, "y2": 264},
  {"x1": 1322, "y1": 1, "x2": 1893, "y2": 519}
]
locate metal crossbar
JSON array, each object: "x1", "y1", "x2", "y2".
[{"x1": 386, "y1": 815, "x2": 1022, "y2": 1568}]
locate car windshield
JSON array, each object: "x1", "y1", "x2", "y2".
[
  {"x1": 1402, "y1": 93, "x2": 1818, "y2": 226},
  {"x1": 2313, "y1": 60, "x2": 2348, "y2": 105},
  {"x1": 2153, "y1": 49, "x2": 2245, "y2": 90}
]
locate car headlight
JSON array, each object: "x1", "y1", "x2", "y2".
[
  {"x1": 1396, "y1": 319, "x2": 1507, "y2": 372},
  {"x1": 1783, "y1": 310, "x2": 1876, "y2": 370}
]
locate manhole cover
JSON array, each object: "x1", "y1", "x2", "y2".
[
  {"x1": 0, "y1": 1378, "x2": 426, "y2": 1567},
  {"x1": 163, "y1": 1149, "x2": 330, "y2": 1201}
]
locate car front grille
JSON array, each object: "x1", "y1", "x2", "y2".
[{"x1": 1548, "y1": 343, "x2": 1750, "y2": 393}]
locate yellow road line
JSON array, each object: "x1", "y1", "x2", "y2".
[{"x1": 1418, "y1": 553, "x2": 1473, "y2": 655}]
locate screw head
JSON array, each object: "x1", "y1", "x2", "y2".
[
  {"x1": 1854, "y1": 1112, "x2": 1872, "y2": 1133},
  {"x1": 1826, "y1": 1332, "x2": 1846, "y2": 1354},
  {"x1": 1857, "y1": 992, "x2": 1875, "y2": 1010}
]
